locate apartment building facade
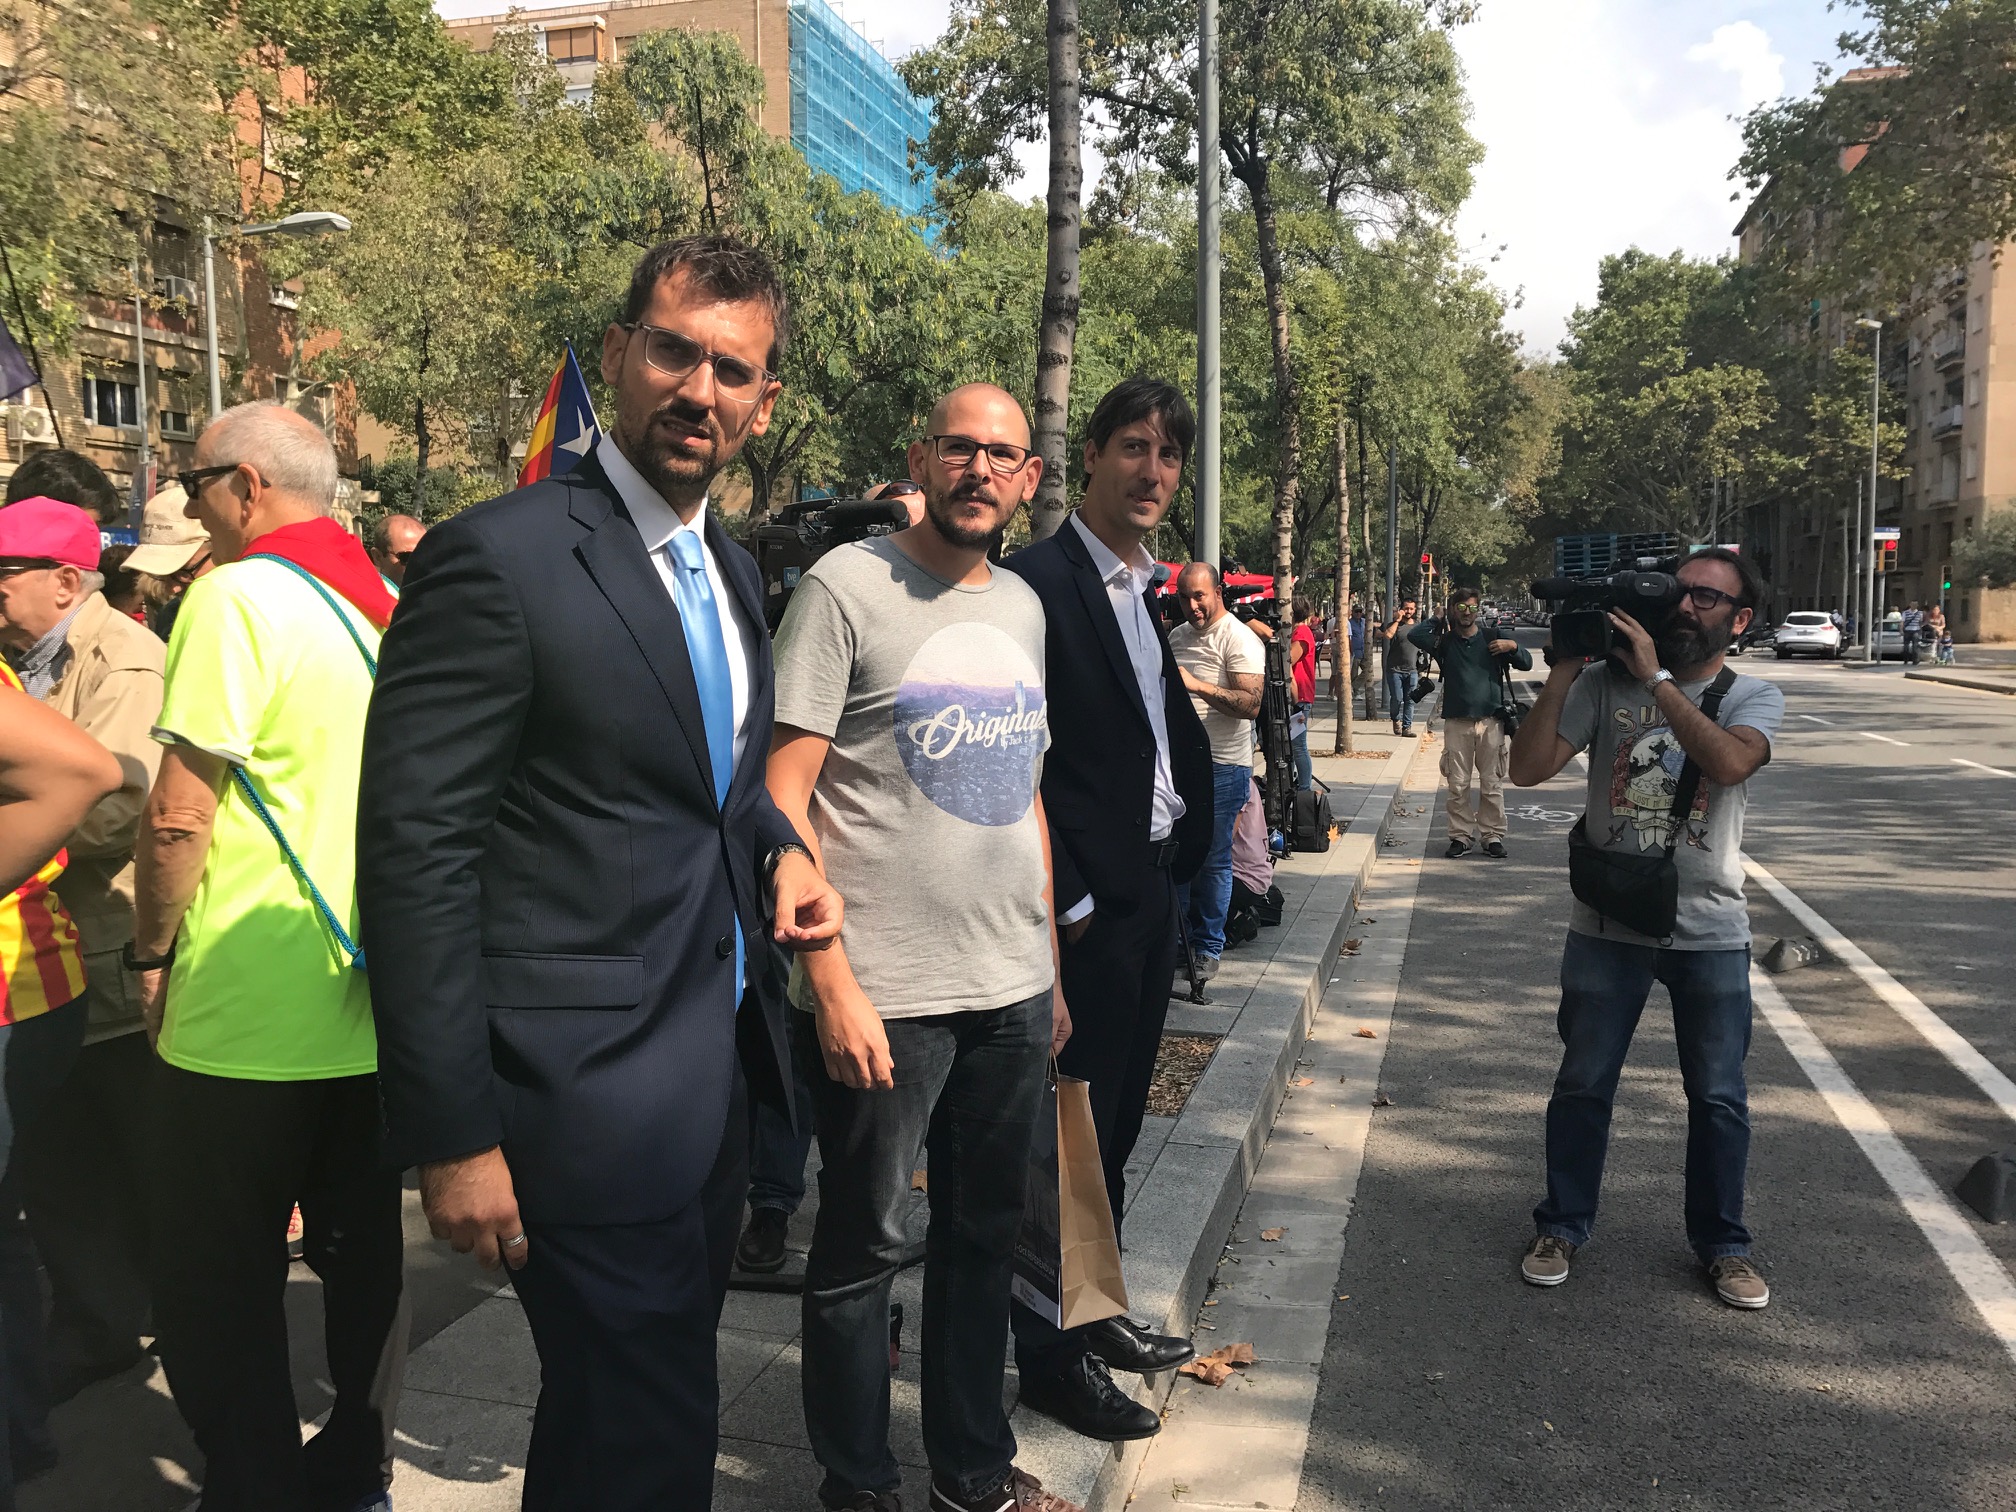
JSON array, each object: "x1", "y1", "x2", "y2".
[{"x1": 444, "y1": 0, "x2": 933, "y2": 219}]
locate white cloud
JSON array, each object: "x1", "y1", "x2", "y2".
[{"x1": 1686, "y1": 21, "x2": 1786, "y2": 111}]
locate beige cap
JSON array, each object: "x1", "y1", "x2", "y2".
[{"x1": 123, "y1": 484, "x2": 209, "y2": 575}]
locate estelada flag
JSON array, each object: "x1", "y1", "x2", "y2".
[{"x1": 518, "y1": 342, "x2": 603, "y2": 487}]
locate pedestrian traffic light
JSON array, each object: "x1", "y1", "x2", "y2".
[
  {"x1": 1943, "y1": 566, "x2": 1953, "y2": 591},
  {"x1": 1879, "y1": 539, "x2": 1897, "y2": 574}
]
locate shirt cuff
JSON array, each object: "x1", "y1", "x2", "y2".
[
  {"x1": 150, "y1": 726, "x2": 250, "y2": 766},
  {"x1": 1058, "y1": 895, "x2": 1095, "y2": 926}
]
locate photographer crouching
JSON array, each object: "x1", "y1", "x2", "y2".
[
  {"x1": 1507, "y1": 548, "x2": 1784, "y2": 1311},
  {"x1": 1410, "y1": 587, "x2": 1531, "y2": 859}
]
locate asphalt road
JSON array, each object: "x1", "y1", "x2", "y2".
[{"x1": 1300, "y1": 634, "x2": 2016, "y2": 1511}]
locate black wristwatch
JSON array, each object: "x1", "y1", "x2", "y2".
[
  {"x1": 121, "y1": 941, "x2": 175, "y2": 972},
  {"x1": 764, "y1": 842, "x2": 814, "y2": 882}
]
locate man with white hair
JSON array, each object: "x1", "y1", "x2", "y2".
[
  {"x1": 132, "y1": 403, "x2": 405, "y2": 1512},
  {"x1": 0, "y1": 496, "x2": 166, "y2": 1407}
]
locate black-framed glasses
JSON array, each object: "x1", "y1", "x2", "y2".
[
  {"x1": 1682, "y1": 584, "x2": 1742, "y2": 612},
  {"x1": 926, "y1": 434, "x2": 1034, "y2": 475},
  {"x1": 176, "y1": 464, "x2": 240, "y2": 499},
  {"x1": 0, "y1": 559, "x2": 61, "y2": 580},
  {"x1": 621, "y1": 323, "x2": 774, "y2": 400}
]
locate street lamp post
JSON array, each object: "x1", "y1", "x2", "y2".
[
  {"x1": 1193, "y1": 0, "x2": 1221, "y2": 567},
  {"x1": 1856, "y1": 317, "x2": 1882, "y2": 664},
  {"x1": 202, "y1": 211, "x2": 352, "y2": 425}
]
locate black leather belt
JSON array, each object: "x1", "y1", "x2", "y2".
[{"x1": 1148, "y1": 838, "x2": 1180, "y2": 868}]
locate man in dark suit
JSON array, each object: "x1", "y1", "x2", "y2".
[
  {"x1": 1003, "y1": 377, "x2": 1212, "y2": 1442},
  {"x1": 356, "y1": 235, "x2": 842, "y2": 1512}
]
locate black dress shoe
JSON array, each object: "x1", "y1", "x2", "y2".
[
  {"x1": 1017, "y1": 1353, "x2": 1160, "y2": 1442},
  {"x1": 1084, "y1": 1315, "x2": 1195, "y2": 1374},
  {"x1": 735, "y1": 1206, "x2": 789, "y2": 1273}
]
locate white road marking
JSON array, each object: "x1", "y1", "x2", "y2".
[
  {"x1": 1797, "y1": 714, "x2": 1835, "y2": 725},
  {"x1": 1859, "y1": 731, "x2": 1909, "y2": 746},
  {"x1": 1952, "y1": 758, "x2": 2016, "y2": 779},
  {"x1": 1743, "y1": 856, "x2": 2016, "y2": 1127},
  {"x1": 1753, "y1": 972, "x2": 2016, "y2": 1370}
]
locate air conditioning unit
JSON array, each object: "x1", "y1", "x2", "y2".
[
  {"x1": 7, "y1": 406, "x2": 57, "y2": 446},
  {"x1": 155, "y1": 275, "x2": 201, "y2": 306}
]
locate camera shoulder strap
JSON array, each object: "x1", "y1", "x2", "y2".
[{"x1": 1660, "y1": 666, "x2": 1738, "y2": 859}]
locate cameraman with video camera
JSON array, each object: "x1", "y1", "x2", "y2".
[
  {"x1": 1409, "y1": 586, "x2": 1531, "y2": 858},
  {"x1": 1507, "y1": 548, "x2": 1783, "y2": 1311}
]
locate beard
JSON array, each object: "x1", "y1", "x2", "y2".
[
  {"x1": 924, "y1": 478, "x2": 1008, "y2": 552},
  {"x1": 1657, "y1": 614, "x2": 1732, "y2": 671},
  {"x1": 624, "y1": 398, "x2": 728, "y2": 498}
]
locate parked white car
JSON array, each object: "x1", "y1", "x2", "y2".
[{"x1": 1774, "y1": 611, "x2": 1844, "y2": 660}]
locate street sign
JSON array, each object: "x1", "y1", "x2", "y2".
[{"x1": 1873, "y1": 526, "x2": 1900, "y2": 541}]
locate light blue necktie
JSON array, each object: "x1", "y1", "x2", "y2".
[{"x1": 668, "y1": 528, "x2": 743, "y2": 1002}]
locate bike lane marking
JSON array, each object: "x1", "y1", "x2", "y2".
[
  {"x1": 1858, "y1": 731, "x2": 1909, "y2": 746},
  {"x1": 1753, "y1": 971, "x2": 2016, "y2": 1370},
  {"x1": 1743, "y1": 855, "x2": 2016, "y2": 1127},
  {"x1": 1951, "y1": 758, "x2": 2016, "y2": 779}
]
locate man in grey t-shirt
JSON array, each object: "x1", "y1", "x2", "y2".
[
  {"x1": 767, "y1": 383, "x2": 1079, "y2": 1512},
  {"x1": 1508, "y1": 548, "x2": 1784, "y2": 1312}
]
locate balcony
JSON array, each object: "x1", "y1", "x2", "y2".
[
  {"x1": 1934, "y1": 265, "x2": 1968, "y2": 301},
  {"x1": 1930, "y1": 326, "x2": 1966, "y2": 370},
  {"x1": 1929, "y1": 474, "x2": 1960, "y2": 505},
  {"x1": 1930, "y1": 404, "x2": 1965, "y2": 438}
]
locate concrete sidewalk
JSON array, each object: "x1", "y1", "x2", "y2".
[
  {"x1": 1905, "y1": 667, "x2": 2016, "y2": 696},
  {"x1": 381, "y1": 737, "x2": 1418, "y2": 1510}
]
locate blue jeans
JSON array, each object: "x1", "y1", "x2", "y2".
[
  {"x1": 1385, "y1": 669, "x2": 1418, "y2": 730},
  {"x1": 0, "y1": 1000, "x2": 86, "y2": 1509},
  {"x1": 749, "y1": 1014, "x2": 815, "y2": 1215},
  {"x1": 1178, "y1": 763, "x2": 1253, "y2": 959},
  {"x1": 1534, "y1": 931, "x2": 1754, "y2": 1260},
  {"x1": 1290, "y1": 709, "x2": 1313, "y2": 792},
  {"x1": 799, "y1": 993, "x2": 1050, "y2": 1507}
]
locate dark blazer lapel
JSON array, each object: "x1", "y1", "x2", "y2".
[
  {"x1": 567, "y1": 458, "x2": 721, "y2": 809},
  {"x1": 1058, "y1": 518, "x2": 1153, "y2": 732}
]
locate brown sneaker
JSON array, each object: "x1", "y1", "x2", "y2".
[
  {"x1": 1520, "y1": 1234, "x2": 1575, "y2": 1287},
  {"x1": 1708, "y1": 1256, "x2": 1770, "y2": 1310}
]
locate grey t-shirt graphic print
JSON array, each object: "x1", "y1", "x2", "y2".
[{"x1": 774, "y1": 536, "x2": 1054, "y2": 1018}]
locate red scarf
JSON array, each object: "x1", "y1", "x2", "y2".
[{"x1": 245, "y1": 518, "x2": 397, "y2": 631}]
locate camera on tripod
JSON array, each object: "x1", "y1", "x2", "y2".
[
  {"x1": 1531, "y1": 560, "x2": 1685, "y2": 664},
  {"x1": 751, "y1": 497, "x2": 913, "y2": 630}
]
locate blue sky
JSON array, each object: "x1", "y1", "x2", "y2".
[{"x1": 433, "y1": 0, "x2": 1861, "y2": 353}]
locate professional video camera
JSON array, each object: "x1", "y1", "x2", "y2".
[
  {"x1": 751, "y1": 497, "x2": 913, "y2": 630},
  {"x1": 1530, "y1": 560, "x2": 1684, "y2": 664}
]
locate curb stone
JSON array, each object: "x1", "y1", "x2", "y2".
[
  {"x1": 1903, "y1": 669, "x2": 2016, "y2": 696},
  {"x1": 1008, "y1": 738, "x2": 1429, "y2": 1511}
]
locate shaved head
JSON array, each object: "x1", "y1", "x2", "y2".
[
  {"x1": 926, "y1": 383, "x2": 1030, "y2": 447},
  {"x1": 1176, "y1": 562, "x2": 1220, "y2": 592}
]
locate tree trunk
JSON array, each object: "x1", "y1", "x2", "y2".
[
  {"x1": 414, "y1": 397, "x2": 430, "y2": 518},
  {"x1": 1245, "y1": 157, "x2": 1299, "y2": 635},
  {"x1": 1029, "y1": 0, "x2": 1082, "y2": 542},
  {"x1": 1331, "y1": 405, "x2": 1354, "y2": 755}
]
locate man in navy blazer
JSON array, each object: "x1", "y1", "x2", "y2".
[
  {"x1": 1002, "y1": 378, "x2": 1213, "y2": 1443},
  {"x1": 357, "y1": 236, "x2": 841, "y2": 1511}
]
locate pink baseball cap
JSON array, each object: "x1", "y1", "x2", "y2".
[{"x1": 0, "y1": 497, "x2": 101, "y2": 570}]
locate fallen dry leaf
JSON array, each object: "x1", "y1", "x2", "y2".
[
  {"x1": 1355, "y1": 1027, "x2": 1378, "y2": 1039},
  {"x1": 1543, "y1": 1421, "x2": 1555, "y2": 1433},
  {"x1": 1342, "y1": 938, "x2": 1363, "y2": 951},
  {"x1": 1371, "y1": 1092, "x2": 1393, "y2": 1107},
  {"x1": 1292, "y1": 1076, "x2": 1315, "y2": 1087},
  {"x1": 1178, "y1": 1342, "x2": 1256, "y2": 1386},
  {"x1": 1260, "y1": 1227, "x2": 1287, "y2": 1241},
  {"x1": 910, "y1": 1170, "x2": 928, "y2": 1192},
  {"x1": 1203, "y1": 1298, "x2": 1219, "y2": 1307}
]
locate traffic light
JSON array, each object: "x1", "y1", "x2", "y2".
[
  {"x1": 1420, "y1": 551, "x2": 1432, "y2": 567},
  {"x1": 1943, "y1": 566, "x2": 1953, "y2": 592},
  {"x1": 1878, "y1": 539, "x2": 1898, "y2": 574}
]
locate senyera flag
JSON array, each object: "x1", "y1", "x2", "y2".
[{"x1": 518, "y1": 343, "x2": 603, "y2": 487}]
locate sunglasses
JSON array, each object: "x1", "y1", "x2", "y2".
[{"x1": 175, "y1": 463, "x2": 241, "y2": 498}]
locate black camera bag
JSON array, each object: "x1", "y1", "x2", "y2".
[
  {"x1": 1565, "y1": 667, "x2": 1735, "y2": 942},
  {"x1": 1292, "y1": 779, "x2": 1334, "y2": 854}
]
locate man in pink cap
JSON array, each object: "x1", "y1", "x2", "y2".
[{"x1": 0, "y1": 495, "x2": 167, "y2": 1411}]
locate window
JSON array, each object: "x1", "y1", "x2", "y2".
[
  {"x1": 1973, "y1": 296, "x2": 1986, "y2": 334},
  {"x1": 565, "y1": 84, "x2": 594, "y2": 106},
  {"x1": 546, "y1": 25, "x2": 597, "y2": 62},
  {"x1": 1964, "y1": 445, "x2": 1979, "y2": 482},
  {"x1": 1967, "y1": 371, "x2": 1981, "y2": 406},
  {"x1": 83, "y1": 375, "x2": 138, "y2": 429},
  {"x1": 160, "y1": 409, "x2": 196, "y2": 438}
]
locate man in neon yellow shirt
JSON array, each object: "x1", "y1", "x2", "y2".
[{"x1": 133, "y1": 403, "x2": 404, "y2": 1512}]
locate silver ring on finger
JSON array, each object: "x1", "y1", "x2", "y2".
[{"x1": 503, "y1": 1233, "x2": 526, "y2": 1249}]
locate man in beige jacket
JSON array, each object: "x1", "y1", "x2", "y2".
[{"x1": 0, "y1": 497, "x2": 165, "y2": 1400}]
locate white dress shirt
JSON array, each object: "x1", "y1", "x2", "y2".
[
  {"x1": 1067, "y1": 511, "x2": 1186, "y2": 843},
  {"x1": 596, "y1": 435, "x2": 757, "y2": 778}
]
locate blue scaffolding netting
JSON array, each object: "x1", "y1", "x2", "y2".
[{"x1": 788, "y1": 0, "x2": 933, "y2": 219}]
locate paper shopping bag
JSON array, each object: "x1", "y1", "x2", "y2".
[{"x1": 1011, "y1": 1069, "x2": 1128, "y2": 1330}]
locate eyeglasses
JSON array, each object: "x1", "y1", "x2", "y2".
[
  {"x1": 1681, "y1": 584, "x2": 1743, "y2": 612},
  {"x1": 0, "y1": 559, "x2": 60, "y2": 580},
  {"x1": 925, "y1": 434, "x2": 1034, "y2": 475},
  {"x1": 621, "y1": 323, "x2": 774, "y2": 400},
  {"x1": 176, "y1": 464, "x2": 241, "y2": 499}
]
